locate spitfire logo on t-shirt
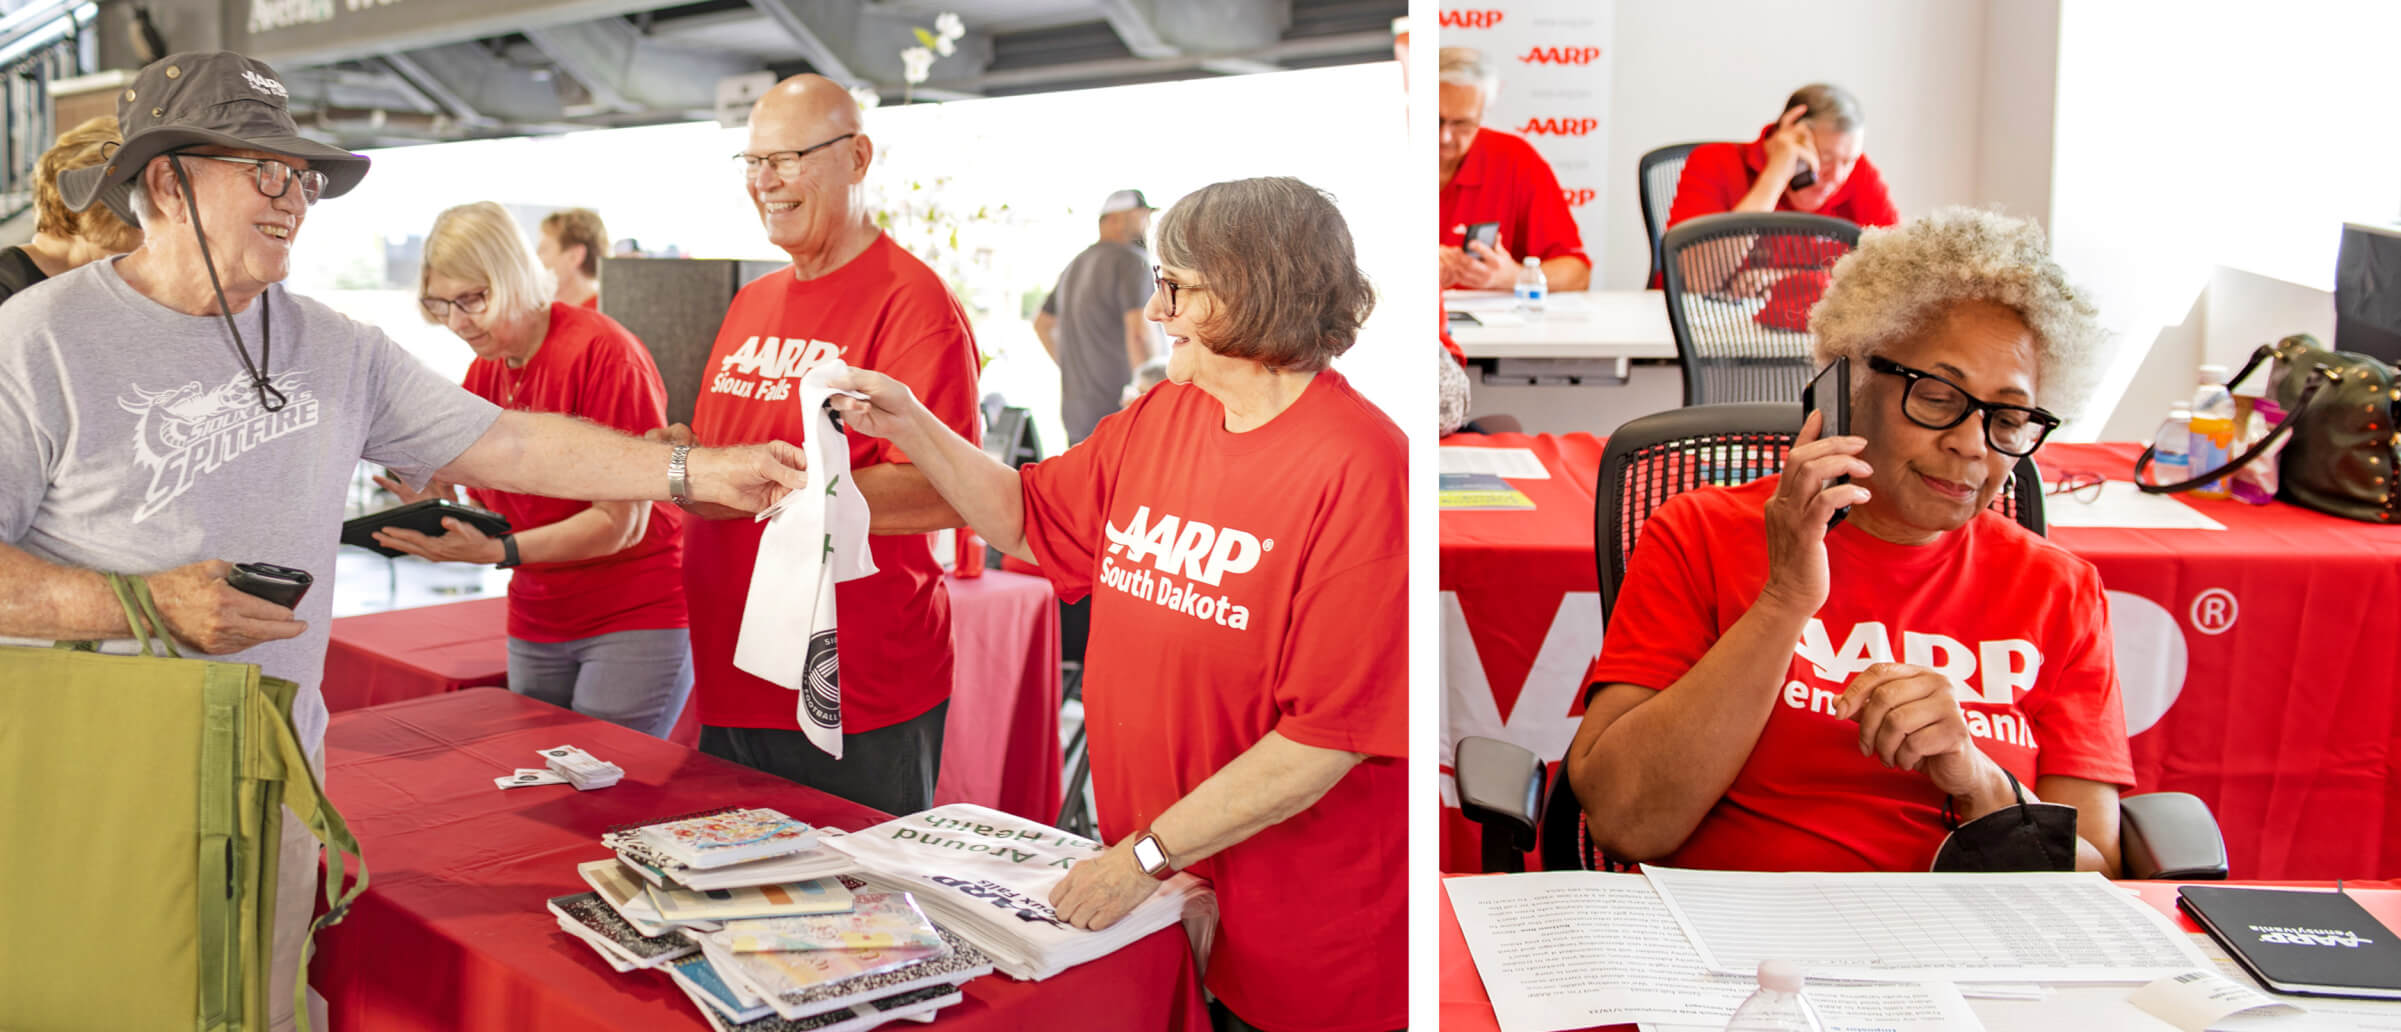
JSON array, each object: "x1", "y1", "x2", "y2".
[
  {"x1": 121, "y1": 370, "x2": 320, "y2": 523},
  {"x1": 1783, "y1": 619, "x2": 2044, "y2": 749},
  {"x1": 1097, "y1": 504, "x2": 1264, "y2": 630},
  {"x1": 711, "y1": 335, "x2": 841, "y2": 402}
]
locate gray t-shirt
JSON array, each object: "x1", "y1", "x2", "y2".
[
  {"x1": 1041, "y1": 240, "x2": 1154, "y2": 444},
  {"x1": 0, "y1": 259, "x2": 502, "y2": 750}
]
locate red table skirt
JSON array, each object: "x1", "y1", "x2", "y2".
[
  {"x1": 1440, "y1": 433, "x2": 2401, "y2": 878},
  {"x1": 1436, "y1": 875, "x2": 2401, "y2": 1031},
  {"x1": 325, "y1": 570, "x2": 1064, "y2": 824},
  {"x1": 311, "y1": 689, "x2": 1206, "y2": 1032}
]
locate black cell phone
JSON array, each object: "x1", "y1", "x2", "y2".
[
  {"x1": 1463, "y1": 221, "x2": 1500, "y2": 254},
  {"x1": 1800, "y1": 356, "x2": 1853, "y2": 528},
  {"x1": 228, "y1": 562, "x2": 312, "y2": 609},
  {"x1": 1785, "y1": 104, "x2": 1816, "y2": 192}
]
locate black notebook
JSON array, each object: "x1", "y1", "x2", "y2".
[
  {"x1": 341, "y1": 499, "x2": 511, "y2": 558},
  {"x1": 2178, "y1": 885, "x2": 2401, "y2": 999}
]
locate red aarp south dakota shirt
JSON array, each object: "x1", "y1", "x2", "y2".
[
  {"x1": 461, "y1": 302, "x2": 687, "y2": 643},
  {"x1": 1585, "y1": 476, "x2": 2134, "y2": 872},
  {"x1": 686, "y1": 234, "x2": 981, "y2": 733},
  {"x1": 1019, "y1": 369, "x2": 1406, "y2": 1032},
  {"x1": 1441, "y1": 127, "x2": 1589, "y2": 271}
]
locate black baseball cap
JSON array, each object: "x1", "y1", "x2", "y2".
[{"x1": 60, "y1": 51, "x2": 370, "y2": 213}]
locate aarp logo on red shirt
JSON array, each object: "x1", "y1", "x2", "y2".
[
  {"x1": 1519, "y1": 46, "x2": 1602, "y2": 65},
  {"x1": 1518, "y1": 117, "x2": 1600, "y2": 137},
  {"x1": 1562, "y1": 187, "x2": 1597, "y2": 208},
  {"x1": 1438, "y1": 9, "x2": 1503, "y2": 29}
]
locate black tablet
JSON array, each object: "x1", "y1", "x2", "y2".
[{"x1": 342, "y1": 499, "x2": 512, "y2": 558}]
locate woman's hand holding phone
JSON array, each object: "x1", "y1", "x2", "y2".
[{"x1": 1759, "y1": 409, "x2": 1872, "y2": 618}]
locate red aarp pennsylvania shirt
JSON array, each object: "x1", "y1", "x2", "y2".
[
  {"x1": 461, "y1": 302, "x2": 687, "y2": 642},
  {"x1": 1019, "y1": 370, "x2": 1406, "y2": 1032},
  {"x1": 1441, "y1": 127, "x2": 1589, "y2": 272},
  {"x1": 1586, "y1": 476, "x2": 2134, "y2": 872},
  {"x1": 685, "y1": 234, "x2": 981, "y2": 733}
]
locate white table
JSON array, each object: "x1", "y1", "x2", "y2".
[{"x1": 1444, "y1": 288, "x2": 1676, "y2": 361}]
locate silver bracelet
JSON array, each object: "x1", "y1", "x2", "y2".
[{"x1": 668, "y1": 443, "x2": 692, "y2": 507}]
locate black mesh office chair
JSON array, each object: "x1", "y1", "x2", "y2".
[
  {"x1": 1661, "y1": 212, "x2": 1861, "y2": 406},
  {"x1": 1454, "y1": 404, "x2": 2228, "y2": 879},
  {"x1": 1637, "y1": 142, "x2": 1709, "y2": 287}
]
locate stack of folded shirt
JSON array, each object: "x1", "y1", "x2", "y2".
[{"x1": 826, "y1": 803, "x2": 1217, "y2": 980}]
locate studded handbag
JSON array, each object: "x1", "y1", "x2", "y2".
[{"x1": 2136, "y1": 334, "x2": 2401, "y2": 523}]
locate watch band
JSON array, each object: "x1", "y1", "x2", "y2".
[
  {"x1": 497, "y1": 533, "x2": 521, "y2": 569},
  {"x1": 667, "y1": 443, "x2": 692, "y2": 507}
]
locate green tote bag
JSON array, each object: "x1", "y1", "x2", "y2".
[{"x1": 0, "y1": 573, "x2": 366, "y2": 1031}]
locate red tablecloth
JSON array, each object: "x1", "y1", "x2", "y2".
[
  {"x1": 323, "y1": 570, "x2": 1064, "y2": 823},
  {"x1": 311, "y1": 689, "x2": 1206, "y2": 1032},
  {"x1": 1440, "y1": 433, "x2": 2401, "y2": 878},
  {"x1": 1436, "y1": 875, "x2": 2401, "y2": 1031}
]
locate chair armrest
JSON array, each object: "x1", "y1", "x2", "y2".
[
  {"x1": 2120, "y1": 791, "x2": 2229, "y2": 881},
  {"x1": 1454, "y1": 736, "x2": 1544, "y2": 857}
]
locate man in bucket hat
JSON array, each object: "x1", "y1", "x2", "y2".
[{"x1": 0, "y1": 52, "x2": 808, "y2": 1029}]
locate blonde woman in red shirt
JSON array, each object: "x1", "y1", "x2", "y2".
[
  {"x1": 372, "y1": 201, "x2": 692, "y2": 737},
  {"x1": 831, "y1": 177, "x2": 1405, "y2": 1032}
]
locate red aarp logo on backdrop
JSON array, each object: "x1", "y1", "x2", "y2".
[
  {"x1": 1439, "y1": 9, "x2": 1504, "y2": 29},
  {"x1": 1562, "y1": 187, "x2": 1597, "y2": 208},
  {"x1": 1520, "y1": 46, "x2": 1603, "y2": 65},
  {"x1": 1518, "y1": 117, "x2": 1600, "y2": 137}
]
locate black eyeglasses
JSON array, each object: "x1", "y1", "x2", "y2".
[
  {"x1": 419, "y1": 289, "x2": 490, "y2": 319},
  {"x1": 1866, "y1": 355, "x2": 2060, "y2": 457},
  {"x1": 732, "y1": 133, "x2": 858, "y2": 179},
  {"x1": 2045, "y1": 469, "x2": 2103, "y2": 504},
  {"x1": 185, "y1": 153, "x2": 328, "y2": 205},
  {"x1": 1154, "y1": 266, "x2": 1206, "y2": 317}
]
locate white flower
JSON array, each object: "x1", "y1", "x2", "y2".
[
  {"x1": 901, "y1": 46, "x2": 934, "y2": 84},
  {"x1": 849, "y1": 85, "x2": 881, "y2": 109},
  {"x1": 934, "y1": 35, "x2": 955, "y2": 57},
  {"x1": 935, "y1": 12, "x2": 963, "y2": 40}
]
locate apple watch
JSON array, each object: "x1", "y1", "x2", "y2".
[
  {"x1": 667, "y1": 443, "x2": 692, "y2": 508},
  {"x1": 1131, "y1": 831, "x2": 1176, "y2": 880},
  {"x1": 496, "y1": 533, "x2": 521, "y2": 569}
]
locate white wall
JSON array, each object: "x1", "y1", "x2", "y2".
[
  {"x1": 2048, "y1": 0, "x2": 2401, "y2": 437},
  {"x1": 1597, "y1": 0, "x2": 1989, "y2": 290},
  {"x1": 1974, "y1": 0, "x2": 2059, "y2": 230}
]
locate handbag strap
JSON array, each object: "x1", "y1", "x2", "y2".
[
  {"x1": 257, "y1": 696, "x2": 366, "y2": 1032},
  {"x1": 51, "y1": 573, "x2": 184, "y2": 657},
  {"x1": 2134, "y1": 348, "x2": 2337, "y2": 494}
]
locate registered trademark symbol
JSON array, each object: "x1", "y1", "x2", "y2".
[
  {"x1": 2188, "y1": 588, "x2": 2238, "y2": 636},
  {"x1": 1262, "y1": 539, "x2": 1275, "y2": 551}
]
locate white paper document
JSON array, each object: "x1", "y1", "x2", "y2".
[
  {"x1": 2042, "y1": 481, "x2": 2227, "y2": 530},
  {"x1": 1643, "y1": 867, "x2": 2215, "y2": 983},
  {"x1": 1440, "y1": 446, "x2": 1552, "y2": 480},
  {"x1": 1445, "y1": 873, "x2": 1982, "y2": 1032},
  {"x1": 2128, "y1": 970, "x2": 2307, "y2": 1031}
]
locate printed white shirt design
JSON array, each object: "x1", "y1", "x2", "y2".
[
  {"x1": 1097, "y1": 504, "x2": 1269, "y2": 630},
  {"x1": 121, "y1": 370, "x2": 319, "y2": 523}
]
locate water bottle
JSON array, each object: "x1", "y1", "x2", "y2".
[
  {"x1": 2188, "y1": 365, "x2": 2235, "y2": 499},
  {"x1": 2152, "y1": 404, "x2": 2193, "y2": 487},
  {"x1": 1725, "y1": 960, "x2": 1823, "y2": 1031},
  {"x1": 1514, "y1": 256, "x2": 1547, "y2": 315}
]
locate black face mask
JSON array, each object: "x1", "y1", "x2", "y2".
[{"x1": 1929, "y1": 771, "x2": 2080, "y2": 873}]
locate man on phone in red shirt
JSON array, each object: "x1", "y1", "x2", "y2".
[
  {"x1": 1437, "y1": 46, "x2": 1590, "y2": 293},
  {"x1": 1663, "y1": 83, "x2": 1899, "y2": 293},
  {"x1": 654, "y1": 74, "x2": 980, "y2": 815}
]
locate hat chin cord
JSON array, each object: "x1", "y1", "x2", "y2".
[{"x1": 168, "y1": 153, "x2": 287, "y2": 413}]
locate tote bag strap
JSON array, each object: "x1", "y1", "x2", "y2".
[
  {"x1": 51, "y1": 572, "x2": 183, "y2": 656},
  {"x1": 2135, "y1": 348, "x2": 2337, "y2": 494}
]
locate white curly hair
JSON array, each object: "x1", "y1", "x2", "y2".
[{"x1": 1811, "y1": 207, "x2": 2103, "y2": 417}]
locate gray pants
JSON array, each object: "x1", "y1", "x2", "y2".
[
  {"x1": 507, "y1": 628, "x2": 694, "y2": 739},
  {"x1": 699, "y1": 700, "x2": 948, "y2": 815}
]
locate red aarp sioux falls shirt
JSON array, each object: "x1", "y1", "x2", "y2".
[
  {"x1": 461, "y1": 302, "x2": 686, "y2": 642},
  {"x1": 1586, "y1": 476, "x2": 2134, "y2": 872},
  {"x1": 1020, "y1": 369, "x2": 1406, "y2": 1032},
  {"x1": 685, "y1": 234, "x2": 981, "y2": 733}
]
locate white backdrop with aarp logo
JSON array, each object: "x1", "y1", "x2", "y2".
[{"x1": 1438, "y1": 2, "x2": 1616, "y2": 269}]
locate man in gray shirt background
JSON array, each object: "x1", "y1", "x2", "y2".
[{"x1": 1034, "y1": 188, "x2": 1162, "y2": 445}]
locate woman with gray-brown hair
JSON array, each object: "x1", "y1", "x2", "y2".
[
  {"x1": 0, "y1": 116, "x2": 143, "y2": 306},
  {"x1": 1567, "y1": 207, "x2": 2134, "y2": 877},
  {"x1": 831, "y1": 176, "x2": 1404, "y2": 1032}
]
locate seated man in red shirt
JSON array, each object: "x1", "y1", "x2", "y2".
[
  {"x1": 1567, "y1": 208, "x2": 2133, "y2": 875},
  {"x1": 1665, "y1": 83, "x2": 1899, "y2": 294},
  {"x1": 657, "y1": 73, "x2": 978, "y2": 815},
  {"x1": 1437, "y1": 46, "x2": 1590, "y2": 292}
]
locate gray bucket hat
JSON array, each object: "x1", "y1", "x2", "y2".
[{"x1": 60, "y1": 51, "x2": 370, "y2": 213}]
